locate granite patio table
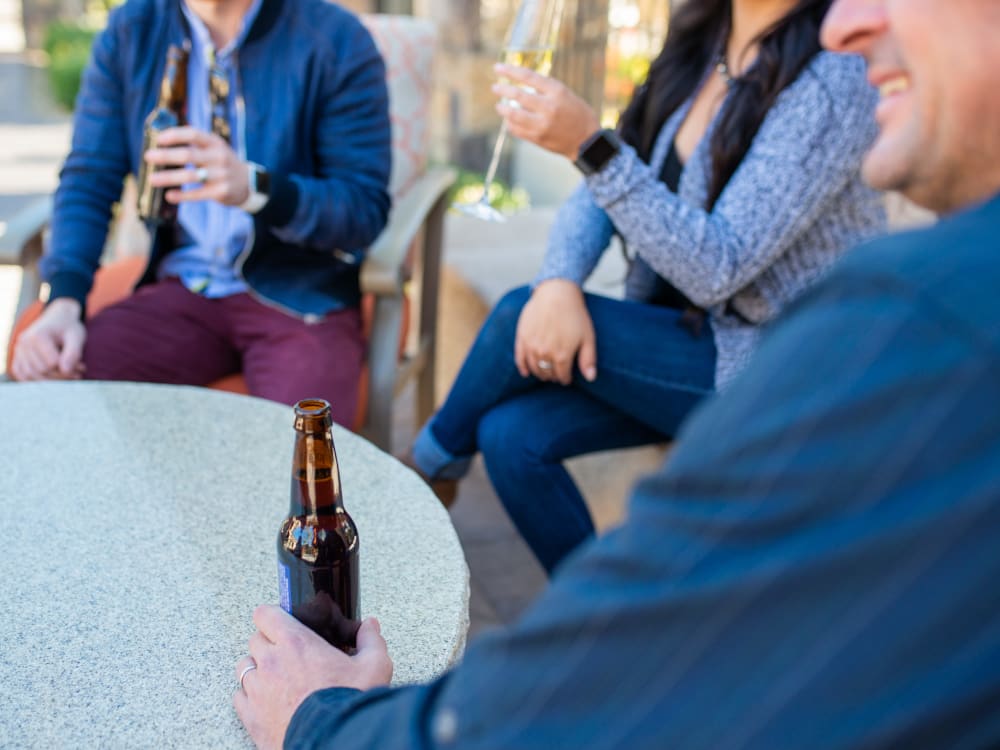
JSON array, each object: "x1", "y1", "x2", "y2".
[{"x1": 0, "y1": 381, "x2": 469, "y2": 749}]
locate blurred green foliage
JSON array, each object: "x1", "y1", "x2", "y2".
[
  {"x1": 43, "y1": 21, "x2": 97, "y2": 110},
  {"x1": 449, "y1": 169, "x2": 531, "y2": 215},
  {"x1": 42, "y1": 1, "x2": 122, "y2": 110}
]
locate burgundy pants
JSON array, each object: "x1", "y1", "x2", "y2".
[{"x1": 82, "y1": 279, "x2": 365, "y2": 426}]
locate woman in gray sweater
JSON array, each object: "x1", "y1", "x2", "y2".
[{"x1": 411, "y1": 0, "x2": 886, "y2": 573}]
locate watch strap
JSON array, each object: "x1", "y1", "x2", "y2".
[{"x1": 240, "y1": 162, "x2": 270, "y2": 214}]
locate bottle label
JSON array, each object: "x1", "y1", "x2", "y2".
[{"x1": 277, "y1": 561, "x2": 292, "y2": 614}]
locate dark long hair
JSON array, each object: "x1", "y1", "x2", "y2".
[{"x1": 619, "y1": 0, "x2": 832, "y2": 211}]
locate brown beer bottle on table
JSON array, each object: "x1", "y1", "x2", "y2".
[
  {"x1": 136, "y1": 43, "x2": 189, "y2": 224},
  {"x1": 277, "y1": 399, "x2": 361, "y2": 651}
]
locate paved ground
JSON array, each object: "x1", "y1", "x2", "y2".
[{"x1": 0, "y1": 50, "x2": 660, "y2": 641}]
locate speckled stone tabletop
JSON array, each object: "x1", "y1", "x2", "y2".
[{"x1": 0, "y1": 382, "x2": 469, "y2": 749}]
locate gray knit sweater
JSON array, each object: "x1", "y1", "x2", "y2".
[{"x1": 535, "y1": 52, "x2": 887, "y2": 389}]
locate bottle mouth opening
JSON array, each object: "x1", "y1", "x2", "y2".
[{"x1": 294, "y1": 399, "x2": 331, "y2": 417}]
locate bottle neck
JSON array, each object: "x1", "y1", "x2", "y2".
[
  {"x1": 157, "y1": 48, "x2": 188, "y2": 115},
  {"x1": 289, "y1": 430, "x2": 344, "y2": 516}
]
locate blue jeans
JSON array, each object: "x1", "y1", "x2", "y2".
[{"x1": 414, "y1": 286, "x2": 717, "y2": 573}]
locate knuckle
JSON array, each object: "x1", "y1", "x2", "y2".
[
  {"x1": 285, "y1": 630, "x2": 306, "y2": 652},
  {"x1": 254, "y1": 651, "x2": 273, "y2": 673}
]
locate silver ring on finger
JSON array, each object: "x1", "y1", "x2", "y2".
[
  {"x1": 537, "y1": 359, "x2": 553, "y2": 371},
  {"x1": 195, "y1": 166, "x2": 210, "y2": 183},
  {"x1": 238, "y1": 660, "x2": 257, "y2": 692}
]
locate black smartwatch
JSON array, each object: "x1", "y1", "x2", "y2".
[{"x1": 574, "y1": 128, "x2": 623, "y2": 176}]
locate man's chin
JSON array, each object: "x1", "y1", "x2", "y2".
[
  {"x1": 863, "y1": 153, "x2": 946, "y2": 213},
  {"x1": 862, "y1": 143, "x2": 914, "y2": 195}
]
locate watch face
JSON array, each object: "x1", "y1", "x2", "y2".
[
  {"x1": 577, "y1": 130, "x2": 622, "y2": 175},
  {"x1": 585, "y1": 134, "x2": 620, "y2": 171}
]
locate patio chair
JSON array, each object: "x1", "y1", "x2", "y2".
[{"x1": 0, "y1": 14, "x2": 455, "y2": 452}]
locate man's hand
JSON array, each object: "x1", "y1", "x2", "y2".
[
  {"x1": 233, "y1": 605, "x2": 392, "y2": 750},
  {"x1": 515, "y1": 280, "x2": 597, "y2": 385},
  {"x1": 10, "y1": 298, "x2": 86, "y2": 381},
  {"x1": 492, "y1": 64, "x2": 602, "y2": 161},
  {"x1": 145, "y1": 126, "x2": 251, "y2": 207}
]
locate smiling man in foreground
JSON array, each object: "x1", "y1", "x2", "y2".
[{"x1": 234, "y1": 0, "x2": 1000, "y2": 747}]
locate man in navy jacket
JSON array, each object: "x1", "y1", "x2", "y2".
[
  {"x1": 235, "y1": 0, "x2": 1000, "y2": 747},
  {"x1": 11, "y1": 0, "x2": 391, "y2": 425}
]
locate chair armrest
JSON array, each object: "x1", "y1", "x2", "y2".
[
  {"x1": 361, "y1": 166, "x2": 457, "y2": 297},
  {"x1": 0, "y1": 197, "x2": 52, "y2": 266}
]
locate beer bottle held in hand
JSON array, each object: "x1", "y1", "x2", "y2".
[
  {"x1": 277, "y1": 399, "x2": 361, "y2": 651},
  {"x1": 136, "y1": 43, "x2": 189, "y2": 224}
]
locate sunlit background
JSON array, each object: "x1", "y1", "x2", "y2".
[{"x1": 0, "y1": 0, "x2": 673, "y2": 370}]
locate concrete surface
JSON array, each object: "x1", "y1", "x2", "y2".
[{"x1": 0, "y1": 381, "x2": 469, "y2": 747}]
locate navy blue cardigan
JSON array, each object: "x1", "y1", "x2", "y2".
[{"x1": 42, "y1": 0, "x2": 392, "y2": 317}]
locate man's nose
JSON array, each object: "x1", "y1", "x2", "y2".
[{"x1": 821, "y1": 0, "x2": 888, "y2": 55}]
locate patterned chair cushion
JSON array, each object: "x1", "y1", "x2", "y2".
[{"x1": 361, "y1": 14, "x2": 436, "y2": 198}]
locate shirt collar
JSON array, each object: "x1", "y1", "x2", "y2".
[{"x1": 181, "y1": 0, "x2": 264, "y2": 60}]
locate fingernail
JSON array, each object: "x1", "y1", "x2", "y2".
[{"x1": 584, "y1": 367, "x2": 597, "y2": 382}]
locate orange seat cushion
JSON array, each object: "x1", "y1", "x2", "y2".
[{"x1": 6, "y1": 258, "x2": 407, "y2": 432}]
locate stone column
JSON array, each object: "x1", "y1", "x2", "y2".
[
  {"x1": 419, "y1": 0, "x2": 610, "y2": 177},
  {"x1": 553, "y1": 0, "x2": 609, "y2": 112}
]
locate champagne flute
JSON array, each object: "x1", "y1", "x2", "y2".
[{"x1": 454, "y1": 0, "x2": 566, "y2": 223}]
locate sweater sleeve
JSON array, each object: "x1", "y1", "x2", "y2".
[
  {"x1": 532, "y1": 181, "x2": 616, "y2": 287},
  {"x1": 584, "y1": 52, "x2": 878, "y2": 309}
]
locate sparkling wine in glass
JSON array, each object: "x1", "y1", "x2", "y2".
[{"x1": 455, "y1": 0, "x2": 565, "y2": 223}]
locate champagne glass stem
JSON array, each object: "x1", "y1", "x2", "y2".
[{"x1": 479, "y1": 121, "x2": 510, "y2": 204}]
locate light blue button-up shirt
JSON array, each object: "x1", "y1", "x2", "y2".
[{"x1": 158, "y1": 0, "x2": 263, "y2": 297}]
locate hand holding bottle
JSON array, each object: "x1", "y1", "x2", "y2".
[
  {"x1": 144, "y1": 126, "x2": 252, "y2": 207},
  {"x1": 233, "y1": 607, "x2": 391, "y2": 750}
]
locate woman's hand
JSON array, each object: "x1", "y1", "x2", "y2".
[
  {"x1": 493, "y1": 64, "x2": 601, "y2": 161},
  {"x1": 515, "y1": 279, "x2": 598, "y2": 385},
  {"x1": 145, "y1": 126, "x2": 251, "y2": 207}
]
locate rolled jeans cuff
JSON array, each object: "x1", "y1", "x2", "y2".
[{"x1": 412, "y1": 423, "x2": 472, "y2": 481}]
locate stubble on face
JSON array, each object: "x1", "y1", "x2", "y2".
[{"x1": 864, "y1": 0, "x2": 1000, "y2": 213}]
